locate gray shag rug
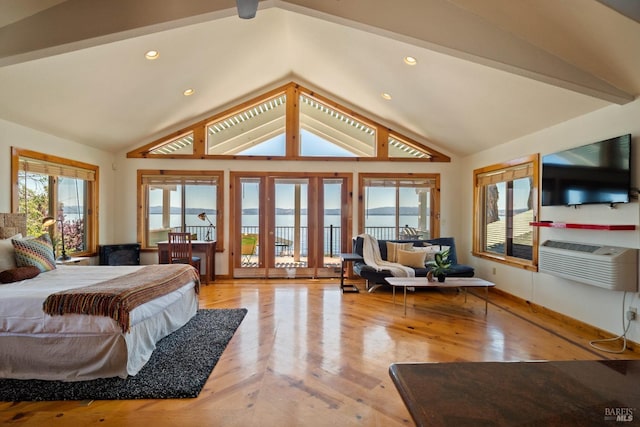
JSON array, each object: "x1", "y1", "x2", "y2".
[{"x1": 0, "y1": 308, "x2": 247, "y2": 401}]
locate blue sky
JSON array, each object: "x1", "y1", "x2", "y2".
[{"x1": 239, "y1": 130, "x2": 356, "y2": 157}]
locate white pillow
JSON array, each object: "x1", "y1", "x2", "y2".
[
  {"x1": 413, "y1": 245, "x2": 450, "y2": 261},
  {"x1": 0, "y1": 233, "x2": 22, "y2": 273}
]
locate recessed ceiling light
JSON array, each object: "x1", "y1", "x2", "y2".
[
  {"x1": 183, "y1": 88, "x2": 195, "y2": 96},
  {"x1": 381, "y1": 93, "x2": 392, "y2": 100},
  {"x1": 404, "y1": 56, "x2": 417, "y2": 65},
  {"x1": 145, "y1": 50, "x2": 159, "y2": 60}
]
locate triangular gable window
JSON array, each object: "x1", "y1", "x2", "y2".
[
  {"x1": 207, "y1": 93, "x2": 286, "y2": 156},
  {"x1": 388, "y1": 134, "x2": 430, "y2": 159},
  {"x1": 148, "y1": 132, "x2": 194, "y2": 156},
  {"x1": 238, "y1": 134, "x2": 286, "y2": 156},
  {"x1": 299, "y1": 94, "x2": 375, "y2": 157},
  {"x1": 300, "y1": 130, "x2": 356, "y2": 157},
  {"x1": 127, "y1": 82, "x2": 450, "y2": 162}
]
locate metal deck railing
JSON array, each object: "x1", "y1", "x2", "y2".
[{"x1": 172, "y1": 225, "x2": 417, "y2": 256}]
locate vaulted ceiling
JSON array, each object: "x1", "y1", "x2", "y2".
[{"x1": 0, "y1": 0, "x2": 638, "y2": 156}]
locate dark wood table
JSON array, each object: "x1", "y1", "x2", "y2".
[
  {"x1": 157, "y1": 240, "x2": 216, "y2": 284},
  {"x1": 390, "y1": 360, "x2": 640, "y2": 426}
]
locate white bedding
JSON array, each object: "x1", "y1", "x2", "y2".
[{"x1": 0, "y1": 265, "x2": 198, "y2": 381}]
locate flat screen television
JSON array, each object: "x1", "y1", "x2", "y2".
[{"x1": 541, "y1": 134, "x2": 632, "y2": 206}]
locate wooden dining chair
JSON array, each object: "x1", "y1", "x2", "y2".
[{"x1": 168, "y1": 232, "x2": 201, "y2": 278}]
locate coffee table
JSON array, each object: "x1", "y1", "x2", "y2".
[{"x1": 384, "y1": 277, "x2": 495, "y2": 315}]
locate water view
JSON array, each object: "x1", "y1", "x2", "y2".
[{"x1": 149, "y1": 213, "x2": 421, "y2": 229}]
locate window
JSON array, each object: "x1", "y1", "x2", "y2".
[
  {"x1": 473, "y1": 154, "x2": 539, "y2": 270},
  {"x1": 207, "y1": 93, "x2": 287, "y2": 156},
  {"x1": 148, "y1": 132, "x2": 195, "y2": 156},
  {"x1": 11, "y1": 148, "x2": 98, "y2": 257},
  {"x1": 360, "y1": 174, "x2": 440, "y2": 240},
  {"x1": 138, "y1": 171, "x2": 223, "y2": 249},
  {"x1": 299, "y1": 93, "x2": 375, "y2": 157},
  {"x1": 388, "y1": 134, "x2": 430, "y2": 159},
  {"x1": 127, "y1": 82, "x2": 451, "y2": 162}
]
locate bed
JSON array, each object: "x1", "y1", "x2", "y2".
[{"x1": 0, "y1": 213, "x2": 199, "y2": 381}]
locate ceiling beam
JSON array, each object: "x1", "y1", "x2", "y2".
[
  {"x1": 277, "y1": 0, "x2": 634, "y2": 104},
  {"x1": 597, "y1": 0, "x2": 640, "y2": 24},
  {"x1": 0, "y1": 0, "x2": 241, "y2": 66},
  {"x1": 0, "y1": 0, "x2": 634, "y2": 104}
]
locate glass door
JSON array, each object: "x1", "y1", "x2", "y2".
[
  {"x1": 316, "y1": 178, "x2": 347, "y2": 277},
  {"x1": 232, "y1": 173, "x2": 351, "y2": 279},
  {"x1": 234, "y1": 177, "x2": 265, "y2": 278},
  {"x1": 269, "y1": 178, "x2": 311, "y2": 278}
]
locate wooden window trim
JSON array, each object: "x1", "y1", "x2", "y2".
[
  {"x1": 127, "y1": 82, "x2": 450, "y2": 162},
  {"x1": 11, "y1": 147, "x2": 99, "y2": 256},
  {"x1": 228, "y1": 171, "x2": 352, "y2": 275},
  {"x1": 137, "y1": 170, "x2": 224, "y2": 251},
  {"x1": 358, "y1": 172, "x2": 441, "y2": 237},
  {"x1": 472, "y1": 154, "x2": 539, "y2": 270}
]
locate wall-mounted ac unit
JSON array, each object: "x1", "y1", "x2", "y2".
[{"x1": 539, "y1": 240, "x2": 638, "y2": 292}]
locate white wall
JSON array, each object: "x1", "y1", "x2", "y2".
[
  {"x1": 460, "y1": 99, "x2": 640, "y2": 344},
  {"x1": 0, "y1": 119, "x2": 117, "y2": 245}
]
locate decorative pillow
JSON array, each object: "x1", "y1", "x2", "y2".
[
  {"x1": 397, "y1": 249, "x2": 427, "y2": 268},
  {"x1": 415, "y1": 245, "x2": 450, "y2": 261},
  {"x1": 12, "y1": 233, "x2": 56, "y2": 272},
  {"x1": 0, "y1": 266, "x2": 40, "y2": 284},
  {"x1": 0, "y1": 233, "x2": 22, "y2": 273},
  {"x1": 386, "y1": 242, "x2": 414, "y2": 262}
]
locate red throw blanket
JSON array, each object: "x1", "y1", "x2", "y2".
[{"x1": 43, "y1": 264, "x2": 200, "y2": 332}]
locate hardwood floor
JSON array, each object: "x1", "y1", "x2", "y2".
[{"x1": 2, "y1": 279, "x2": 638, "y2": 426}]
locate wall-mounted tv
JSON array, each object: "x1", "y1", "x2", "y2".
[{"x1": 541, "y1": 134, "x2": 632, "y2": 206}]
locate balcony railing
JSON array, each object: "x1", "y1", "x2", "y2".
[{"x1": 166, "y1": 225, "x2": 421, "y2": 255}]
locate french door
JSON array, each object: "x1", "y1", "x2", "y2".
[{"x1": 231, "y1": 172, "x2": 351, "y2": 278}]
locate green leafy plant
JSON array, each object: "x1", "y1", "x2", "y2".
[{"x1": 426, "y1": 248, "x2": 451, "y2": 280}]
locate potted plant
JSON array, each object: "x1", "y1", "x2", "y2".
[{"x1": 427, "y1": 248, "x2": 451, "y2": 282}]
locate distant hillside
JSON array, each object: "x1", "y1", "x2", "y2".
[
  {"x1": 365, "y1": 207, "x2": 422, "y2": 215},
  {"x1": 149, "y1": 207, "x2": 217, "y2": 215},
  {"x1": 149, "y1": 206, "x2": 421, "y2": 215}
]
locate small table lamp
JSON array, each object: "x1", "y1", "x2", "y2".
[{"x1": 42, "y1": 216, "x2": 71, "y2": 261}]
